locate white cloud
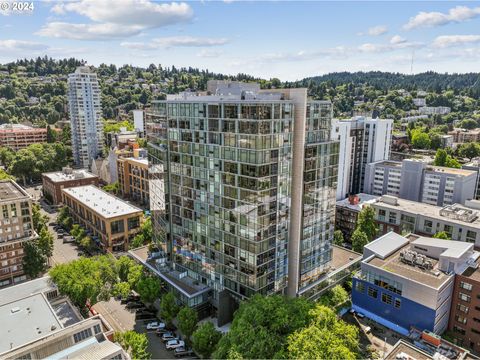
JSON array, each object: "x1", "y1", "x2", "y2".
[
  {"x1": 358, "y1": 41, "x2": 423, "y2": 53},
  {"x1": 432, "y1": 35, "x2": 480, "y2": 48},
  {"x1": 37, "y1": 22, "x2": 144, "y2": 40},
  {"x1": 390, "y1": 35, "x2": 407, "y2": 44},
  {"x1": 197, "y1": 49, "x2": 224, "y2": 58},
  {"x1": 39, "y1": 0, "x2": 193, "y2": 40},
  {"x1": 121, "y1": 36, "x2": 228, "y2": 49},
  {"x1": 0, "y1": 40, "x2": 48, "y2": 51},
  {"x1": 403, "y1": 5, "x2": 480, "y2": 30},
  {"x1": 368, "y1": 25, "x2": 388, "y2": 36}
]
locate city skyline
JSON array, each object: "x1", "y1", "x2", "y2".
[{"x1": 0, "y1": 1, "x2": 480, "y2": 80}]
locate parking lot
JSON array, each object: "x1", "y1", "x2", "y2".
[{"x1": 93, "y1": 297, "x2": 194, "y2": 359}]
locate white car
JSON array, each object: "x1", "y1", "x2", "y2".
[
  {"x1": 146, "y1": 321, "x2": 165, "y2": 330},
  {"x1": 166, "y1": 339, "x2": 185, "y2": 350}
]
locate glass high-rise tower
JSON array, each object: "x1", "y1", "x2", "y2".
[{"x1": 146, "y1": 81, "x2": 338, "y2": 319}]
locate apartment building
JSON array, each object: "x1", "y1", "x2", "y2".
[
  {"x1": 42, "y1": 167, "x2": 99, "y2": 205},
  {"x1": 364, "y1": 159, "x2": 477, "y2": 206},
  {"x1": 463, "y1": 160, "x2": 480, "y2": 201},
  {"x1": 61, "y1": 185, "x2": 143, "y2": 252},
  {"x1": 67, "y1": 66, "x2": 103, "y2": 168},
  {"x1": 146, "y1": 81, "x2": 339, "y2": 322},
  {"x1": 331, "y1": 116, "x2": 393, "y2": 199},
  {"x1": 117, "y1": 156, "x2": 149, "y2": 206},
  {"x1": 0, "y1": 124, "x2": 59, "y2": 151},
  {"x1": 352, "y1": 232, "x2": 479, "y2": 335},
  {"x1": 335, "y1": 193, "x2": 379, "y2": 241},
  {"x1": 373, "y1": 196, "x2": 480, "y2": 247},
  {"x1": 0, "y1": 277, "x2": 128, "y2": 360},
  {"x1": 419, "y1": 106, "x2": 451, "y2": 115},
  {"x1": 448, "y1": 128, "x2": 480, "y2": 144},
  {"x1": 0, "y1": 180, "x2": 37, "y2": 288}
]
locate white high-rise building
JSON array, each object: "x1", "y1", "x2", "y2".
[
  {"x1": 67, "y1": 66, "x2": 103, "y2": 168},
  {"x1": 331, "y1": 116, "x2": 393, "y2": 200}
]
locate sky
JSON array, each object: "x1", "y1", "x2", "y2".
[{"x1": 1, "y1": 0, "x2": 480, "y2": 81}]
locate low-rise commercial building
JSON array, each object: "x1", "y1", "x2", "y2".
[
  {"x1": 62, "y1": 185, "x2": 143, "y2": 252},
  {"x1": 335, "y1": 193, "x2": 379, "y2": 241},
  {"x1": 449, "y1": 129, "x2": 480, "y2": 144},
  {"x1": 42, "y1": 167, "x2": 99, "y2": 205},
  {"x1": 0, "y1": 277, "x2": 128, "y2": 360},
  {"x1": 0, "y1": 180, "x2": 37, "y2": 288},
  {"x1": 0, "y1": 124, "x2": 59, "y2": 150},
  {"x1": 419, "y1": 106, "x2": 451, "y2": 115},
  {"x1": 364, "y1": 159, "x2": 477, "y2": 206},
  {"x1": 352, "y1": 232, "x2": 479, "y2": 335},
  {"x1": 373, "y1": 196, "x2": 480, "y2": 247},
  {"x1": 117, "y1": 156, "x2": 149, "y2": 207}
]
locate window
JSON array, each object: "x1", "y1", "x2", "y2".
[
  {"x1": 472, "y1": 328, "x2": 480, "y2": 335},
  {"x1": 127, "y1": 217, "x2": 140, "y2": 230},
  {"x1": 455, "y1": 314, "x2": 467, "y2": 324},
  {"x1": 93, "y1": 324, "x2": 101, "y2": 334},
  {"x1": 382, "y1": 293, "x2": 393, "y2": 305},
  {"x1": 73, "y1": 328, "x2": 93, "y2": 343},
  {"x1": 457, "y1": 304, "x2": 469, "y2": 313},
  {"x1": 394, "y1": 298, "x2": 401, "y2": 309},
  {"x1": 110, "y1": 220, "x2": 125, "y2": 234},
  {"x1": 355, "y1": 282, "x2": 365, "y2": 293},
  {"x1": 453, "y1": 326, "x2": 466, "y2": 335},
  {"x1": 459, "y1": 292, "x2": 471, "y2": 303},
  {"x1": 368, "y1": 287, "x2": 378, "y2": 299},
  {"x1": 460, "y1": 282, "x2": 473, "y2": 291}
]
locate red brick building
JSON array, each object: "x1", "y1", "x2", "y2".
[{"x1": 42, "y1": 168, "x2": 99, "y2": 205}]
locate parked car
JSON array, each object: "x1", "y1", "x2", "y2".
[
  {"x1": 174, "y1": 347, "x2": 194, "y2": 358},
  {"x1": 63, "y1": 236, "x2": 75, "y2": 244},
  {"x1": 57, "y1": 234, "x2": 65, "y2": 239},
  {"x1": 135, "y1": 312, "x2": 156, "y2": 320},
  {"x1": 161, "y1": 332, "x2": 176, "y2": 342},
  {"x1": 146, "y1": 321, "x2": 165, "y2": 330},
  {"x1": 49, "y1": 222, "x2": 56, "y2": 226},
  {"x1": 156, "y1": 328, "x2": 169, "y2": 335},
  {"x1": 126, "y1": 302, "x2": 144, "y2": 309},
  {"x1": 166, "y1": 340, "x2": 185, "y2": 350}
]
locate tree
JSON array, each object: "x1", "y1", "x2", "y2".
[
  {"x1": 320, "y1": 285, "x2": 349, "y2": 308},
  {"x1": 356, "y1": 205, "x2": 378, "y2": 242},
  {"x1": 433, "y1": 149, "x2": 448, "y2": 166},
  {"x1": 159, "y1": 292, "x2": 179, "y2": 327},
  {"x1": 103, "y1": 182, "x2": 120, "y2": 195},
  {"x1": 38, "y1": 226, "x2": 54, "y2": 262},
  {"x1": 23, "y1": 241, "x2": 47, "y2": 278},
  {"x1": 113, "y1": 282, "x2": 131, "y2": 299},
  {"x1": 351, "y1": 229, "x2": 369, "y2": 253},
  {"x1": 46, "y1": 125, "x2": 57, "y2": 143},
  {"x1": 459, "y1": 119, "x2": 478, "y2": 130},
  {"x1": 136, "y1": 275, "x2": 161, "y2": 305},
  {"x1": 287, "y1": 305, "x2": 359, "y2": 360},
  {"x1": 178, "y1": 306, "x2": 198, "y2": 342},
  {"x1": 32, "y1": 203, "x2": 49, "y2": 233},
  {"x1": 213, "y1": 295, "x2": 313, "y2": 359},
  {"x1": 434, "y1": 231, "x2": 450, "y2": 240},
  {"x1": 411, "y1": 131, "x2": 431, "y2": 149},
  {"x1": 458, "y1": 142, "x2": 480, "y2": 161},
  {"x1": 192, "y1": 322, "x2": 222, "y2": 359},
  {"x1": 333, "y1": 230, "x2": 344, "y2": 246},
  {"x1": 114, "y1": 331, "x2": 150, "y2": 360}
]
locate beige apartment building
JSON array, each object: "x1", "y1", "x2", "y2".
[
  {"x1": 0, "y1": 180, "x2": 37, "y2": 288},
  {"x1": 61, "y1": 185, "x2": 143, "y2": 252},
  {"x1": 117, "y1": 156, "x2": 149, "y2": 206},
  {"x1": 448, "y1": 128, "x2": 480, "y2": 143},
  {"x1": 0, "y1": 124, "x2": 59, "y2": 151}
]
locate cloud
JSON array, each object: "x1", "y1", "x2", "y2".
[
  {"x1": 358, "y1": 41, "x2": 423, "y2": 53},
  {"x1": 121, "y1": 36, "x2": 228, "y2": 49},
  {"x1": 390, "y1": 35, "x2": 407, "y2": 44},
  {"x1": 0, "y1": 40, "x2": 48, "y2": 51},
  {"x1": 197, "y1": 49, "x2": 224, "y2": 58},
  {"x1": 39, "y1": 0, "x2": 193, "y2": 40},
  {"x1": 432, "y1": 35, "x2": 480, "y2": 48},
  {"x1": 368, "y1": 25, "x2": 388, "y2": 36},
  {"x1": 403, "y1": 5, "x2": 480, "y2": 30}
]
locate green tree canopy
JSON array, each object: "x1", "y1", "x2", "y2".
[
  {"x1": 159, "y1": 292, "x2": 179, "y2": 327},
  {"x1": 411, "y1": 131, "x2": 431, "y2": 149},
  {"x1": 178, "y1": 306, "x2": 198, "y2": 342},
  {"x1": 320, "y1": 285, "x2": 349, "y2": 308},
  {"x1": 136, "y1": 275, "x2": 161, "y2": 305},
  {"x1": 458, "y1": 142, "x2": 480, "y2": 161},
  {"x1": 23, "y1": 240, "x2": 47, "y2": 278},
  {"x1": 333, "y1": 230, "x2": 344, "y2": 246},
  {"x1": 213, "y1": 294, "x2": 314, "y2": 359},
  {"x1": 192, "y1": 322, "x2": 223, "y2": 359},
  {"x1": 38, "y1": 226, "x2": 54, "y2": 259},
  {"x1": 356, "y1": 205, "x2": 378, "y2": 242},
  {"x1": 287, "y1": 305, "x2": 359, "y2": 360},
  {"x1": 433, "y1": 231, "x2": 450, "y2": 240},
  {"x1": 351, "y1": 229, "x2": 369, "y2": 253},
  {"x1": 114, "y1": 331, "x2": 150, "y2": 360}
]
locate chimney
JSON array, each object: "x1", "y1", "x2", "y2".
[{"x1": 348, "y1": 194, "x2": 359, "y2": 205}]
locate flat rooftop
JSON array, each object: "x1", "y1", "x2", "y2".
[
  {"x1": 125, "y1": 157, "x2": 148, "y2": 166},
  {"x1": 0, "y1": 277, "x2": 56, "y2": 306},
  {"x1": 331, "y1": 245, "x2": 362, "y2": 269},
  {"x1": 385, "y1": 340, "x2": 433, "y2": 360},
  {"x1": 336, "y1": 193, "x2": 380, "y2": 212},
  {"x1": 367, "y1": 241, "x2": 450, "y2": 289},
  {"x1": 0, "y1": 294, "x2": 62, "y2": 353},
  {"x1": 43, "y1": 169, "x2": 97, "y2": 183},
  {"x1": 374, "y1": 196, "x2": 480, "y2": 229},
  {"x1": 427, "y1": 165, "x2": 476, "y2": 176},
  {"x1": 62, "y1": 185, "x2": 142, "y2": 219},
  {"x1": 0, "y1": 180, "x2": 30, "y2": 202}
]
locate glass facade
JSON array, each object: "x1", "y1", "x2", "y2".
[{"x1": 146, "y1": 94, "x2": 337, "y2": 304}]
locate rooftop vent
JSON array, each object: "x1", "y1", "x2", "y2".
[{"x1": 10, "y1": 307, "x2": 20, "y2": 314}]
